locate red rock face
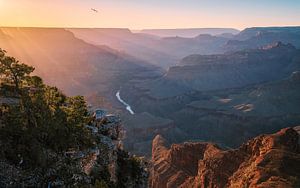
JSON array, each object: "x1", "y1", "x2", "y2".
[{"x1": 151, "y1": 127, "x2": 300, "y2": 188}]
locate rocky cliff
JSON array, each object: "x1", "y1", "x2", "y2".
[{"x1": 151, "y1": 127, "x2": 300, "y2": 188}]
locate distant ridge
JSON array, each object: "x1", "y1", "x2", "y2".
[
  {"x1": 235, "y1": 26, "x2": 300, "y2": 40},
  {"x1": 140, "y1": 28, "x2": 240, "y2": 37}
]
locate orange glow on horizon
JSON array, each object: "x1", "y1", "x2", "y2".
[{"x1": 0, "y1": 0, "x2": 300, "y2": 30}]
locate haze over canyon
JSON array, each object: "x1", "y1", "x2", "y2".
[{"x1": 1, "y1": 25, "x2": 300, "y2": 187}]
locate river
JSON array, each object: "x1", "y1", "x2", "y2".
[{"x1": 116, "y1": 90, "x2": 135, "y2": 115}]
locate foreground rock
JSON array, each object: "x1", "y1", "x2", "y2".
[
  {"x1": 151, "y1": 127, "x2": 300, "y2": 188},
  {"x1": 0, "y1": 110, "x2": 148, "y2": 187}
]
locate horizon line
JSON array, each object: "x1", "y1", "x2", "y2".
[{"x1": 1, "y1": 25, "x2": 300, "y2": 31}]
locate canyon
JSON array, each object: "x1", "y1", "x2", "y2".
[
  {"x1": 1, "y1": 1, "x2": 300, "y2": 187},
  {"x1": 1, "y1": 26, "x2": 300, "y2": 159}
]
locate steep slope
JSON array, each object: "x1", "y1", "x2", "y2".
[
  {"x1": 151, "y1": 127, "x2": 300, "y2": 188},
  {"x1": 0, "y1": 27, "x2": 161, "y2": 97}
]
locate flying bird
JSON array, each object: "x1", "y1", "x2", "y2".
[{"x1": 91, "y1": 8, "x2": 98, "y2": 13}]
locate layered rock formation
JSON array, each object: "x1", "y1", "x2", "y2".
[
  {"x1": 151, "y1": 127, "x2": 300, "y2": 188},
  {"x1": 120, "y1": 45, "x2": 300, "y2": 155},
  {"x1": 225, "y1": 26, "x2": 300, "y2": 50},
  {"x1": 161, "y1": 42, "x2": 299, "y2": 95}
]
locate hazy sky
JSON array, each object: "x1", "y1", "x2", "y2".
[{"x1": 1, "y1": 0, "x2": 300, "y2": 30}]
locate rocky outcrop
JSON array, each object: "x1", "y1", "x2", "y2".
[
  {"x1": 0, "y1": 110, "x2": 148, "y2": 187},
  {"x1": 151, "y1": 135, "x2": 221, "y2": 188},
  {"x1": 151, "y1": 127, "x2": 300, "y2": 188}
]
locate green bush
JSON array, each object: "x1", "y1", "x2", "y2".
[{"x1": 0, "y1": 48, "x2": 94, "y2": 168}]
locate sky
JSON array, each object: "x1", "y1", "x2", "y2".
[{"x1": 0, "y1": 0, "x2": 300, "y2": 30}]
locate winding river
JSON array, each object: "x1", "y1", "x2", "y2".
[{"x1": 116, "y1": 90, "x2": 135, "y2": 115}]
